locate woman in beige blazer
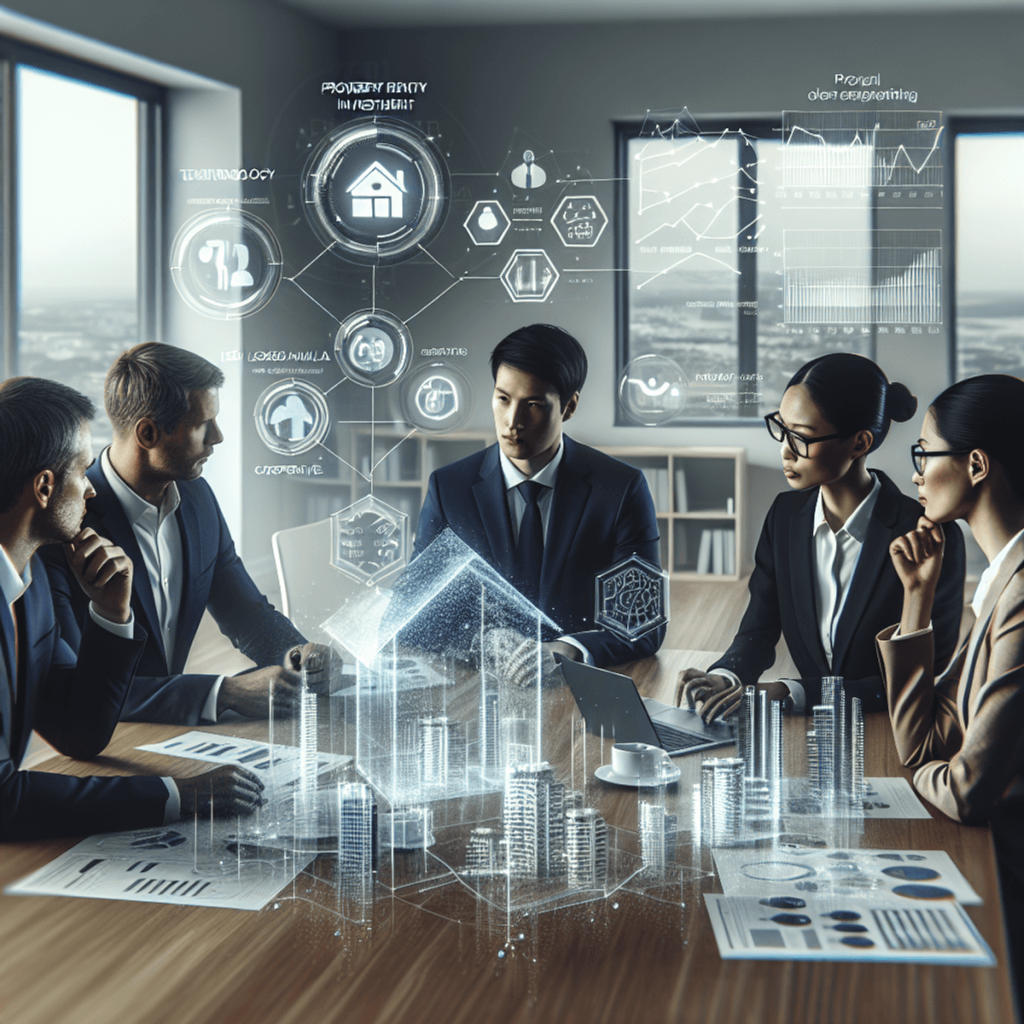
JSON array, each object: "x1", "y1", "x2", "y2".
[{"x1": 878, "y1": 373, "x2": 1024, "y2": 995}]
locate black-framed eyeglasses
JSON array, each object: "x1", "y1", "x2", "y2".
[
  {"x1": 764, "y1": 412, "x2": 849, "y2": 459},
  {"x1": 911, "y1": 443, "x2": 972, "y2": 476}
]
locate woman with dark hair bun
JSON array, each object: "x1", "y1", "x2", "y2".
[
  {"x1": 878, "y1": 373, "x2": 1024, "y2": 989},
  {"x1": 676, "y1": 352, "x2": 966, "y2": 719}
]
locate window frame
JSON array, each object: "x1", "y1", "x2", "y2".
[
  {"x1": 614, "y1": 116, "x2": 783, "y2": 426},
  {"x1": 0, "y1": 36, "x2": 165, "y2": 378},
  {"x1": 946, "y1": 115, "x2": 1024, "y2": 383}
]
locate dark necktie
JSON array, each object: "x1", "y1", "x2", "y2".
[{"x1": 514, "y1": 481, "x2": 545, "y2": 606}]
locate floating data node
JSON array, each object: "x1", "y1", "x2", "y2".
[
  {"x1": 253, "y1": 379, "x2": 330, "y2": 456},
  {"x1": 398, "y1": 361, "x2": 473, "y2": 433},
  {"x1": 170, "y1": 210, "x2": 283, "y2": 319},
  {"x1": 464, "y1": 200, "x2": 511, "y2": 245},
  {"x1": 334, "y1": 309, "x2": 412, "y2": 387},
  {"x1": 499, "y1": 249, "x2": 559, "y2": 303},
  {"x1": 594, "y1": 553, "x2": 669, "y2": 642},
  {"x1": 618, "y1": 355, "x2": 688, "y2": 425},
  {"x1": 550, "y1": 195, "x2": 608, "y2": 248},
  {"x1": 330, "y1": 494, "x2": 409, "y2": 585},
  {"x1": 302, "y1": 118, "x2": 450, "y2": 265}
]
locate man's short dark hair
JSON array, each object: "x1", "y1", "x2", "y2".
[
  {"x1": 105, "y1": 342, "x2": 225, "y2": 436},
  {"x1": 0, "y1": 377, "x2": 95, "y2": 515},
  {"x1": 489, "y1": 324, "x2": 588, "y2": 407}
]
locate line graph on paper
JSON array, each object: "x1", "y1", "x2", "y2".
[
  {"x1": 782, "y1": 111, "x2": 944, "y2": 190},
  {"x1": 783, "y1": 229, "x2": 942, "y2": 324}
]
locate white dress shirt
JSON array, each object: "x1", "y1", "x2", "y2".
[
  {"x1": 497, "y1": 441, "x2": 592, "y2": 664},
  {"x1": 718, "y1": 474, "x2": 882, "y2": 713},
  {"x1": 101, "y1": 451, "x2": 223, "y2": 722},
  {"x1": 0, "y1": 543, "x2": 178, "y2": 822}
]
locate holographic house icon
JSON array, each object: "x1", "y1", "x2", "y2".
[{"x1": 347, "y1": 161, "x2": 407, "y2": 219}]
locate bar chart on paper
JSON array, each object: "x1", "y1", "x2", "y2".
[
  {"x1": 783, "y1": 229, "x2": 942, "y2": 324},
  {"x1": 782, "y1": 110, "x2": 944, "y2": 190}
]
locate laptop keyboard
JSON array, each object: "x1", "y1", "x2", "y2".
[{"x1": 653, "y1": 723, "x2": 708, "y2": 751}]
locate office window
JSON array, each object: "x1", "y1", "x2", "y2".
[
  {"x1": 1, "y1": 44, "x2": 162, "y2": 449},
  {"x1": 953, "y1": 125, "x2": 1024, "y2": 379},
  {"x1": 616, "y1": 112, "x2": 980, "y2": 423}
]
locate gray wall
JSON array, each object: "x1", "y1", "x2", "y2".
[{"x1": 5, "y1": 3, "x2": 1023, "y2": 564}]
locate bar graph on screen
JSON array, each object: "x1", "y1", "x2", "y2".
[{"x1": 783, "y1": 229, "x2": 942, "y2": 324}]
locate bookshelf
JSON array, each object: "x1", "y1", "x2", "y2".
[
  {"x1": 600, "y1": 446, "x2": 747, "y2": 581},
  {"x1": 348, "y1": 427, "x2": 494, "y2": 537}
]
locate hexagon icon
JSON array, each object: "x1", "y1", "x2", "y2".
[
  {"x1": 500, "y1": 249, "x2": 559, "y2": 302},
  {"x1": 331, "y1": 495, "x2": 409, "y2": 585},
  {"x1": 550, "y1": 195, "x2": 607, "y2": 248},
  {"x1": 464, "y1": 201, "x2": 510, "y2": 246},
  {"x1": 594, "y1": 554, "x2": 669, "y2": 642}
]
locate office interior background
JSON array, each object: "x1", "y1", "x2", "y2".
[{"x1": 0, "y1": 0, "x2": 1021, "y2": 593}]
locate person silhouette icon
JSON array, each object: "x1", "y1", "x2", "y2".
[{"x1": 511, "y1": 150, "x2": 547, "y2": 190}]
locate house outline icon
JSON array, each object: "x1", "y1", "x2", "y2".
[{"x1": 346, "y1": 161, "x2": 407, "y2": 219}]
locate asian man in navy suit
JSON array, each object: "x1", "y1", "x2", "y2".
[
  {"x1": 412, "y1": 324, "x2": 664, "y2": 668},
  {"x1": 0, "y1": 377, "x2": 261, "y2": 840},
  {"x1": 42, "y1": 343, "x2": 328, "y2": 726}
]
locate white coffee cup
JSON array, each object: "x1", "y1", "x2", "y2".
[{"x1": 611, "y1": 742, "x2": 667, "y2": 779}]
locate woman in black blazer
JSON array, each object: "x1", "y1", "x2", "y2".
[{"x1": 677, "y1": 353, "x2": 966, "y2": 719}]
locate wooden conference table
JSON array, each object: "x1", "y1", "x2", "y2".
[{"x1": 0, "y1": 650, "x2": 1015, "y2": 1024}]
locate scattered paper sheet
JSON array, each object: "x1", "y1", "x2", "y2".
[
  {"x1": 706, "y1": 893, "x2": 994, "y2": 965},
  {"x1": 713, "y1": 847, "x2": 982, "y2": 905},
  {"x1": 136, "y1": 730, "x2": 352, "y2": 787},
  {"x1": 859, "y1": 777, "x2": 932, "y2": 819},
  {"x1": 5, "y1": 827, "x2": 315, "y2": 911}
]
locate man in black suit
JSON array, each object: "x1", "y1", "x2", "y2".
[
  {"x1": 412, "y1": 324, "x2": 664, "y2": 668},
  {"x1": 0, "y1": 377, "x2": 260, "y2": 840},
  {"x1": 43, "y1": 343, "x2": 327, "y2": 725}
]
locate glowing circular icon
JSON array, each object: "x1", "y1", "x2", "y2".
[
  {"x1": 398, "y1": 362, "x2": 473, "y2": 433},
  {"x1": 302, "y1": 118, "x2": 450, "y2": 266},
  {"x1": 334, "y1": 310, "x2": 412, "y2": 388},
  {"x1": 170, "y1": 210, "x2": 283, "y2": 319},
  {"x1": 254, "y1": 380, "x2": 330, "y2": 456},
  {"x1": 618, "y1": 355, "x2": 688, "y2": 426}
]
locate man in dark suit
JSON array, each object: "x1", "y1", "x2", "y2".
[
  {"x1": 42, "y1": 343, "x2": 326, "y2": 725},
  {"x1": 412, "y1": 324, "x2": 664, "y2": 668},
  {"x1": 0, "y1": 377, "x2": 261, "y2": 840}
]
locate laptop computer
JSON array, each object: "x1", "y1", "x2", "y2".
[{"x1": 559, "y1": 659, "x2": 735, "y2": 756}]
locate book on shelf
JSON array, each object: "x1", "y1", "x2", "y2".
[
  {"x1": 711, "y1": 529, "x2": 724, "y2": 575},
  {"x1": 694, "y1": 527, "x2": 736, "y2": 575},
  {"x1": 696, "y1": 529, "x2": 713, "y2": 574},
  {"x1": 674, "y1": 465, "x2": 688, "y2": 513},
  {"x1": 640, "y1": 467, "x2": 670, "y2": 514}
]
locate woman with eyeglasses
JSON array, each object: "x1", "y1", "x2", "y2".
[
  {"x1": 675, "y1": 352, "x2": 966, "y2": 721},
  {"x1": 878, "y1": 374, "x2": 1024, "y2": 986}
]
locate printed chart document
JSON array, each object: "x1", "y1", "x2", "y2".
[
  {"x1": 706, "y1": 893, "x2": 994, "y2": 965},
  {"x1": 5, "y1": 827, "x2": 316, "y2": 912},
  {"x1": 712, "y1": 848, "x2": 982, "y2": 905},
  {"x1": 136, "y1": 730, "x2": 352, "y2": 787}
]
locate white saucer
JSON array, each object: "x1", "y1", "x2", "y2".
[{"x1": 595, "y1": 763, "x2": 681, "y2": 788}]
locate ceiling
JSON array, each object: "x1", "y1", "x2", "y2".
[{"x1": 280, "y1": 0, "x2": 1023, "y2": 28}]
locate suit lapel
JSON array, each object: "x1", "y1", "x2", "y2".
[
  {"x1": 86, "y1": 462, "x2": 165, "y2": 665},
  {"x1": 172, "y1": 485, "x2": 204, "y2": 673},
  {"x1": 788, "y1": 488, "x2": 829, "y2": 670},
  {"x1": 541, "y1": 437, "x2": 590, "y2": 602},
  {"x1": 960, "y1": 538, "x2": 1024, "y2": 726},
  {"x1": 832, "y1": 472, "x2": 899, "y2": 671},
  {"x1": 472, "y1": 446, "x2": 516, "y2": 580},
  {"x1": 0, "y1": 599, "x2": 15, "y2": 757}
]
